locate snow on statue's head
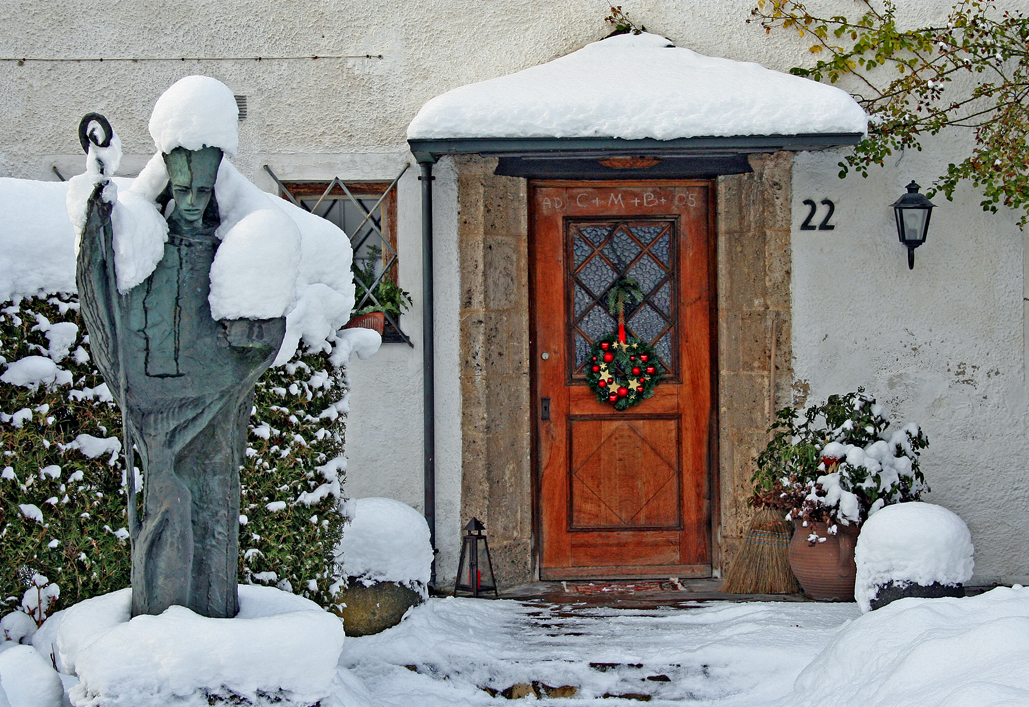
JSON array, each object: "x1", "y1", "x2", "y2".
[{"x1": 148, "y1": 75, "x2": 239, "y2": 158}]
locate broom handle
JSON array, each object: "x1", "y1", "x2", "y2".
[{"x1": 768, "y1": 312, "x2": 778, "y2": 422}]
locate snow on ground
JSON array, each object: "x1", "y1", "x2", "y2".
[
  {"x1": 408, "y1": 32, "x2": 866, "y2": 141},
  {"x1": 339, "y1": 597, "x2": 858, "y2": 707},
  {"x1": 786, "y1": 586, "x2": 1029, "y2": 707},
  {"x1": 55, "y1": 586, "x2": 344, "y2": 707},
  {"x1": 4, "y1": 588, "x2": 1028, "y2": 706}
]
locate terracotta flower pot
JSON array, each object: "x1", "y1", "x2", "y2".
[
  {"x1": 344, "y1": 311, "x2": 385, "y2": 335},
  {"x1": 788, "y1": 520, "x2": 858, "y2": 601}
]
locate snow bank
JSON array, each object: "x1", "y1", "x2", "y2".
[
  {"x1": 855, "y1": 502, "x2": 974, "y2": 613},
  {"x1": 0, "y1": 178, "x2": 78, "y2": 301},
  {"x1": 57, "y1": 586, "x2": 345, "y2": 707},
  {"x1": 409, "y1": 32, "x2": 867, "y2": 141},
  {"x1": 338, "y1": 497, "x2": 433, "y2": 589},
  {"x1": 785, "y1": 586, "x2": 1029, "y2": 707},
  {"x1": 0, "y1": 644, "x2": 64, "y2": 707}
]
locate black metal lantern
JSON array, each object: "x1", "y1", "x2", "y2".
[
  {"x1": 892, "y1": 181, "x2": 936, "y2": 269},
  {"x1": 453, "y1": 518, "x2": 498, "y2": 597}
]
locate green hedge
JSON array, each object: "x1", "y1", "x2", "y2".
[{"x1": 0, "y1": 292, "x2": 348, "y2": 618}]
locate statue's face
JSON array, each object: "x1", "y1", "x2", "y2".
[{"x1": 163, "y1": 146, "x2": 223, "y2": 224}]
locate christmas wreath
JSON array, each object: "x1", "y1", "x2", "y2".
[{"x1": 585, "y1": 277, "x2": 661, "y2": 411}]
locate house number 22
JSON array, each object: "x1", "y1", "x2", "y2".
[{"x1": 800, "y1": 198, "x2": 836, "y2": 231}]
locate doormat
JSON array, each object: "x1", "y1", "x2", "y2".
[{"x1": 561, "y1": 579, "x2": 687, "y2": 594}]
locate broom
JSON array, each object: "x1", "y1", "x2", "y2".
[{"x1": 720, "y1": 507, "x2": 800, "y2": 594}]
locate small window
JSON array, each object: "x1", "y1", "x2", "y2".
[{"x1": 270, "y1": 173, "x2": 412, "y2": 346}]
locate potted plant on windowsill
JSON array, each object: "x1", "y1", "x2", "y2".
[
  {"x1": 345, "y1": 246, "x2": 412, "y2": 335},
  {"x1": 751, "y1": 389, "x2": 929, "y2": 601}
]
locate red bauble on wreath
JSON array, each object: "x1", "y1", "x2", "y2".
[{"x1": 585, "y1": 333, "x2": 660, "y2": 410}]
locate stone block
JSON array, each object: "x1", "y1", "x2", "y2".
[
  {"x1": 739, "y1": 309, "x2": 772, "y2": 373},
  {"x1": 724, "y1": 230, "x2": 767, "y2": 310},
  {"x1": 338, "y1": 580, "x2": 423, "y2": 637},
  {"x1": 719, "y1": 311, "x2": 742, "y2": 373},
  {"x1": 719, "y1": 372, "x2": 770, "y2": 430}
]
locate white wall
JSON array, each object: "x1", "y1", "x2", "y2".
[
  {"x1": 3, "y1": 0, "x2": 1028, "y2": 584},
  {"x1": 792, "y1": 144, "x2": 1029, "y2": 585}
]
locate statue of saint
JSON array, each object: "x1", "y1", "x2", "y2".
[{"x1": 76, "y1": 123, "x2": 286, "y2": 618}]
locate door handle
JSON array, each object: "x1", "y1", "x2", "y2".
[{"x1": 541, "y1": 397, "x2": 551, "y2": 421}]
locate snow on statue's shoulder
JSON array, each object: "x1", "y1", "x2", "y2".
[{"x1": 408, "y1": 32, "x2": 867, "y2": 141}]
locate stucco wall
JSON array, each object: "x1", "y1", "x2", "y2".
[
  {"x1": 3, "y1": 0, "x2": 1028, "y2": 585},
  {"x1": 791, "y1": 143, "x2": 1029, "y2": 585}
]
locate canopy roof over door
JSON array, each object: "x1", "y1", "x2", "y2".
[{"x1": 408, "y1": 32, "x2": 866, "y2": 175}]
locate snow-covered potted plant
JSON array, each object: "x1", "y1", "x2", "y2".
[{"x1": 751, "y1": 389, "x2": 929, "y2": 600}]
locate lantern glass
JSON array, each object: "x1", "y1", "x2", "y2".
[{"x1": 899, "y1": 208, "x2": 928, "y2": 243}]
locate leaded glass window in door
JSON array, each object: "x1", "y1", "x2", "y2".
[{"x1": 567, "y1": 219, "x2": 677, "y2": 379}]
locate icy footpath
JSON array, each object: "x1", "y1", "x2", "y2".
[
  {"x1": 334, "y1": 586, "x2": 1029, "y2": 707},
  {"x1": 337, "y1": 598, "x2": 857, "y2": 706}
]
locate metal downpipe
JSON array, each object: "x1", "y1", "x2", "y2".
[{"x1": 420, "y1": 161, "x2": 437, "y2": 586}]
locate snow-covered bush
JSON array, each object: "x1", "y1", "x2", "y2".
[
  {"x1": 855, "y1": 502, "x2": 974, "y2": 613},
  {"x1": 1, "y1": 292, "x2": 350, "y2": 619},
  {"x1": 752, "y1": 389, "x2": 928, "y2": 536}
]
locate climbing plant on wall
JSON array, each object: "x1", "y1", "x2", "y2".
[{"x1": 752, "y1": 0, "x2": 1029, "y2": 225}]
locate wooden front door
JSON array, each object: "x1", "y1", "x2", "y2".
[{"x1": 531, "y1": 181, "x2": 714, "y2": 580}]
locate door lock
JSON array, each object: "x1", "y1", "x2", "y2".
[{"x1": 541, "y1": 397, "x2": 551, "y2": 421}]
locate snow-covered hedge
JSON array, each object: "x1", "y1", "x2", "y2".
[{"x1": 0, "y1": 292, "x2": 350, "y2": 619}]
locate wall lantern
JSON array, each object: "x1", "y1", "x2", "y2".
[
  {"x1": 453, "y1": 518, "x2": 498, "y2": 598},
  {"x1": 892, "y1": 181, "x2": 936, "y2": 269}
]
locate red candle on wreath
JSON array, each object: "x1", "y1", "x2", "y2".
[
  {"x1": 603, "y1": 352, "x2": 614, "y2": 363},
  {"x1": 608, "y1": 392, "x2": 619, "y2": 403},
  {"x1": 617, "y1": 386, "x2": 628, "y2": 397}
]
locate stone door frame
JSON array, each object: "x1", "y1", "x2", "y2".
[{"x1": 453, "y1": 152, "x2": 794, "y2": 589}]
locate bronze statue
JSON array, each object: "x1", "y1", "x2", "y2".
[{"x1": 76, "y1": 115, "x2": 285, "y2": 618}]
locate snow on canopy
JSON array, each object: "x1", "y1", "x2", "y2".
[{"x1": 408, "y1": 32, "x2": 867, "y2": 141}]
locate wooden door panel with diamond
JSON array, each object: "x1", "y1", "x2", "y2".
[{"x1": 531, "y1": 181, "x2": 713, "y2": 580}]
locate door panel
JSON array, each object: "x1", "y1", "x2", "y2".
[{"x1": 531, "y1": 181, "x2": 713, "y2": 580}]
